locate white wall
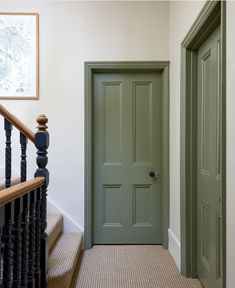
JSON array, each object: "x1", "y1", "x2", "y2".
[
  {"x1": 168, "y1": 0, "x2": 206, "y2": 269},
  {"x1": 0, "y1": 1, "x2": 169, "y2": 231},
  {"x1": 226, "y1": 2, "x2": 235, "y2": 287}
]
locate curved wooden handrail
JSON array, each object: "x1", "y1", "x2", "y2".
[
  {"x1": 0, "y1": 177, "x2": 45, "y2": 206},
  {"x1": 0, "y1": 104, "x2": 35, "y2": 142}
]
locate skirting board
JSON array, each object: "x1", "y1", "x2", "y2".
[
  {"x1": 47, "y1": 197, "x2": 83, "y2": 233},
  {"x1": 168, "y1": 228, "x2": 181, "y2": 271}
]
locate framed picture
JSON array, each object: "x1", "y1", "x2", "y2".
[{"x1": 0, "y1": 13, "x2": 39, "y2": 100}]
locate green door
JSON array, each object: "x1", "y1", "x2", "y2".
[
  {"x1": 197, "y1": 25, "x2": 222, "y2": 288},
  {"x1": 93, "y1": 72, "x2": 163, "y2": 244}
]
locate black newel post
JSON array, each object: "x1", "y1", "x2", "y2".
[{"x1": 34, "y1": 115, "x2": 49, "y2": 288}]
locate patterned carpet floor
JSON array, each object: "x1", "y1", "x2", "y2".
[{"x1": 73, "y1": 245, "x2": 203, "y2": 288}]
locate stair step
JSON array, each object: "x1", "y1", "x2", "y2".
[
  {"x1": 48, "y1": 233, "x2": 82, "y2": 288},
  {"x1": 46, "y1": 214, "x2": 63, "y2": 252}
]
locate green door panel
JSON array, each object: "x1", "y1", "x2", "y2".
[
  {"x1": 197, "y1": 25, "x2": 222, "y2": 288},
  {"x1": 94, "y1": 72, "x2": 162, "y2": 244}
]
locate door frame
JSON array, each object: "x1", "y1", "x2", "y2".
[
  {"x1": 84, "y1": 61, "x2": 170, "y2": 249},
  {"x1": 180, "y1": 1, "x2": 226, "y2": 286}
]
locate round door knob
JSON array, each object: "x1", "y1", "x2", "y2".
[{"x1": 149, "y1": 171, "x2": 155, "y2": 178}]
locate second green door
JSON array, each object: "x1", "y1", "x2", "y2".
[
  {"x1": 197, "y1": 25, "x2": 222, "y2": 288},
  {"x1": 94, "y1": 72, "x2": 163, "y2": 244}
]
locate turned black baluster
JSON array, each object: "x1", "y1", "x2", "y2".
[
  {"x1": 0, "y1": 206, "x2": 4, "y2": 288},
  {"x1": 20, "y1": 133, "x2": 29, "y2": 287},
  {"x1": 27, "y1": 189, "x2": 36, "y2": 287},
  {"x1": 34, "y1": 187, "x2": 42, "y2": 287},
  {"x1": 21, "y1": 193, "x2": 30, "y2": 288},
  {"x1": 20, "y1": 133, "x2": 28, "y2": 182},
  {"x1": 12, "y1": 198, "x2": 23, "y2": 288},
  {"x1": 2, "y1": 206, "x2": 14, "y2": 288},
  {"x1": 3, "y1": 118, "x2": 14, "y2": 288},
  {"x1": 5, "y1": 119, "x2": 12, "y2": 188},
  {"x1": 34, "y1": 115, "x2": 49, "y2": 288},
  {"x1": 12, "y1": 133, "x2": 28, "y2": 288}
]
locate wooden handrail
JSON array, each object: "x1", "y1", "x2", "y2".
[
  {"x1": 0, "y1": 104, "x2": 35, "y2": 142},
  {"x1": 0, "y1": 177, "x2": 45, "y2": 206}
]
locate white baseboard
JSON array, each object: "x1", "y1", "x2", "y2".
[
  {"x1": 168, "y1": 228, "x2": 181, "y2": 271},
  {"x1": 47, "y1": 197, "x2": 83, "y2": 233}
]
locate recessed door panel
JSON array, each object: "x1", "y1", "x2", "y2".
[
  {"x1": 133, "y1": 185, "x2": 152, "y2": 227},
  {"x1": 102, "y1": 83, "x2": 122, "y2": 164},
  {"x1": 201, "y1": 50, "x2": 212, "y2": 174},
  {"x1": 102, "y1": 184, "x2": 122, "y2": 227},
  {"x1": 201, "y1": 203, "x2": 210, "y2": 268},
  {"x1": 133, "y1": 82, "x2": 152, "y2": 164}
]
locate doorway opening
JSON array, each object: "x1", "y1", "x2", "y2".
[{"x1": 84, "y1": 62, "x2": 169, "y2": 250}]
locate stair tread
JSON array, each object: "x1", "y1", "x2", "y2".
[
  {"x1": 46, "y1": 214, "x2": 63, "y2": 252},
  {"x1": 48, "y1": 233, "x2": 82, "y2": 287}
]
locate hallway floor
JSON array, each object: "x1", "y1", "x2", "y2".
[{"x1": 73, "y1": 245, "x2": 203, "y2": 288}]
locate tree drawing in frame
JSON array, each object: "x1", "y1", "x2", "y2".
[{"x1": 0, "y1": 13, "x2": 39, "y2": 99}]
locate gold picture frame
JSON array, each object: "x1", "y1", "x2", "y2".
[{"x1": 0, "y1": 13, "x2": 39, "y2": 100}]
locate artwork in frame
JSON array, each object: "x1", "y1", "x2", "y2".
[{"x1": 0, "y1": 13, "x2": 39, "y2": 100}]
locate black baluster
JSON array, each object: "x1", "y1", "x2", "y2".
[
  {"x1": 5, "y1": 119, "x2": 12, "y2": 188},
  {"x1": 12, "y1": 197, "x2": 23, "y2": 288},
  {"x1": 34, "y1": 114, "x2": 49, "y2": 288},
  {"x1": 3, "y1": 118, "x2": 13, "y2": 288},
  {"x1": 20, "y1": 132, "x2": 29, "y2": 287},
  {"x1": 0, "y1": 206, "x2": 5, "y2": 288},
  {"x1": 28, "y1": 189, "x2": 36, "y2": 287},
  {"x1": 20, "y1": 133, "x2": 28, "y2": 183},
  {"x1": 3, "y1": 205, "x2": 14, "y2": 288},
  {"x1": 12, "y1": 132, "x2": 27, "y2": 288},
  {"x1": 21, "y1": 194, "x2": 30, "y2": 288},
  {"x1": 34, "y1": 187, "x2": 42, "y2": 287}
]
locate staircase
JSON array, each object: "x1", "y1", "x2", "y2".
[
  {"x1": 0, "y1": 105, "x2": 82, "y2": 287},
  {"x1": 46, "y1": 214, "x2": 83, "y2": 288}
]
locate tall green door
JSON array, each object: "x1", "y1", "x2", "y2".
[
  {"x1": 197, "y1": 25, "x2": 222, "y2": 288},
  {"x1": 93, "y1": 72, "x2": 163, "y2": 244}
]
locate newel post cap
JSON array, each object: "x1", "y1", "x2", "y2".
[{"x1": 37, "y1": 114, "x2": 48, "y2": 131}]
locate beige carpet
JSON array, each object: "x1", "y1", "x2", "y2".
[{"x1": 74, "y1": 245, "x2": 203, "y2": 288}]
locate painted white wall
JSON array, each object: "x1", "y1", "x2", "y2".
[
  {"x1": 226, "y1": 2, "x2": 235, "y2": 287},
  {"x1": 168, "y1": 0, "x2": 206, "y2": 269},
  {"x1": 0, "y1": 1, "x2": 169, "y2": 231}
]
